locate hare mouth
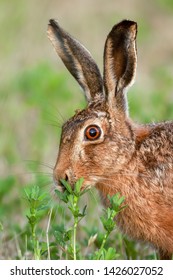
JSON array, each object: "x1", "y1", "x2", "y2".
[
  {"x1": 54, "y1": 180, "x2": 92, "y2": 193},
  {"x1": 53, "y1": 178, "x2": 66, "y2": 192},
  {"x1": 55, "y1": 184, "x2": 66, "y2": 192}
]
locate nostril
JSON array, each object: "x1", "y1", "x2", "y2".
[
  {"x1": 59, "y1": 172, "x2": 69, "y2": 186},
  {"x1": 54, "y1": 171, "x2": 69, "y2": 185},
  {"x1": 53, "y1": 168, "x2": 71, "y2": 191},
  {"x1": 57, "y1": 172, "x2": 69, "y2": 191},
  {"x1": 65, "y1": 173, "x2": 69, "y2": 182}
]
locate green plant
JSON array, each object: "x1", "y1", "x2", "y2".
[
  {"x1": 94, "y1": 193, "x2": 126, "y2": 260},
  {"x1": 55, "y1": 178, "x2": 126, "y2": 260},
  {"x1": 24, "y1": 186, "x2": 50, "y2": 260},
  {"x1": 55, "y1": 178, "x2": 89, "y2": 260}
]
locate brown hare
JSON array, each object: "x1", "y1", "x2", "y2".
[{"x1": 47, "y1": 19, "x2": 173, "y2": 259}]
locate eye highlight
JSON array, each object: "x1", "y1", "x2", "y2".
[{"x1": 84, "y1": 125, "x2": 101, "y2": 141}]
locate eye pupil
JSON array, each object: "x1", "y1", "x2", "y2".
[
  {"x1": 85, "y1": 125, "x2": 101, "y2": 141},
  {"x1": 89, "y1": 128, "x2": 97, "y2": 137}
]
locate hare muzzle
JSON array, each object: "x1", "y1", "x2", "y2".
[{"x1": 53, "y1": 168, "x2": 69, "y2": 192}]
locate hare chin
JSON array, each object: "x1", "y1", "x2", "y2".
[{"x1": 55, "y1": 185, "x2": 66, "y2": 192}]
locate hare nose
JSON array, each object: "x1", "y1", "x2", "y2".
[
  {"x1": 53, "y1": 169, "x2": 70, "y2": 189},
  {"x1": 59, "y1": 173, "x2": 69, "y2": 190}
]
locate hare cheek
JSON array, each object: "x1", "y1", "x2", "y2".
[
  {"x1": 78, "y1": 147, "x2": 87, "y2": 161},
  {"x1": 71, "y1": 138, "x2": 85, "y2": 171}
]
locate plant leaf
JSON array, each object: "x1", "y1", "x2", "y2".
[
  {"x1": 74, "y1": 177, "x2": 84, "y2": 195},
  {"x1": 60, "y1": 179, "x2": 73, "y2": 193}
]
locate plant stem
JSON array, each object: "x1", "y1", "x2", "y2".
[
  {"x1": 96, "y1": 231, "x2": 109, "y2": 260},
  {"x1": 32, "y1": 224, "x2": 38, "y2": 260},
  {"x1": 31, "y1": 218, "x2": 40, "y2": 260},
  {"x1": 73, "y1": 217, "x2": 78, "y2": 260},
  {"x1": 46, "y1": 207, "x2": 53, "y2": 260},
  {"x1": 73, "y1": 196, "x2": 78, "y2": 260}
]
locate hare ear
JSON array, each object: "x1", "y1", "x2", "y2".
[
  {"x1": 47, "y1": 19, "x2": 104, "y2": 103},
  {"x1": 103, "y1": 20, "x2": 137, "y2": 114}
]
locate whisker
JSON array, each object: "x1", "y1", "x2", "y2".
[
  {"x1": 88, "y1": 188, "x2": 101, "y2": 207},
  {"x1": 46, "y1": 103, "x2": 66, "y2": 123},
  {"x1": 96, "y1": 180, "x2": 116, "y2": 191},
  {"x1": 46, "y1": 122, "x2": 62, "y2": 129},
  {"x1": 44, "y1": 114, "x2": 63, "y2": 129},
  {"x1": 25, "y1": 171, "x2": 52, "y2": 176},
  {"x1": 24, "y1": 160, "x2": 54, "y2": 170},
  {"x1": 88, "y1": 170, "x2": 150, "y2": 181},
  {"x1": 38, "y1": 179, "x2": 53, "y2": 189},
  {"x1": 88, "y1": 172, "x2": 161, "y2": 194}
]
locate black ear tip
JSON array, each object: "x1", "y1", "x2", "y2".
[
  {"x1": 122, "y1": 19, "x2": 137, "y2": 26},
  {"x1": 113, "y1": 19, "x2": 137, "y2": 32},
  {"x1": 48, "y1": 19, "x2": 59, "y2": 28},
  {"x1": 49, "y1": 18, "x2": 54, "y2": 25},
  {"x1": 118, "y1": 19, "x2": 137, "y2": 28},
  {"x1": 110, "y1": 19, "x2": 137, "y2": 39}
]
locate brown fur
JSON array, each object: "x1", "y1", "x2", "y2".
[{"x1": 47, "y1": 19, "x2": 173, "y2": 259}]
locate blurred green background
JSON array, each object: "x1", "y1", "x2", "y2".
[{"x1": 0, "y1": 0, "x2": 173, "y2": 259}]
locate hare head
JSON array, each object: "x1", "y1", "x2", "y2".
[
  {"x1": 47, "y1": 19, "x2": 137, "y2": 191},
  {"x1": 47, "y1": 19, "x2": 173, "y2": 259}
]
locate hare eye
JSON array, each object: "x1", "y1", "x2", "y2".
[{"x1": 84, "y1": 125, "x2": 101, "y2": 141}]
